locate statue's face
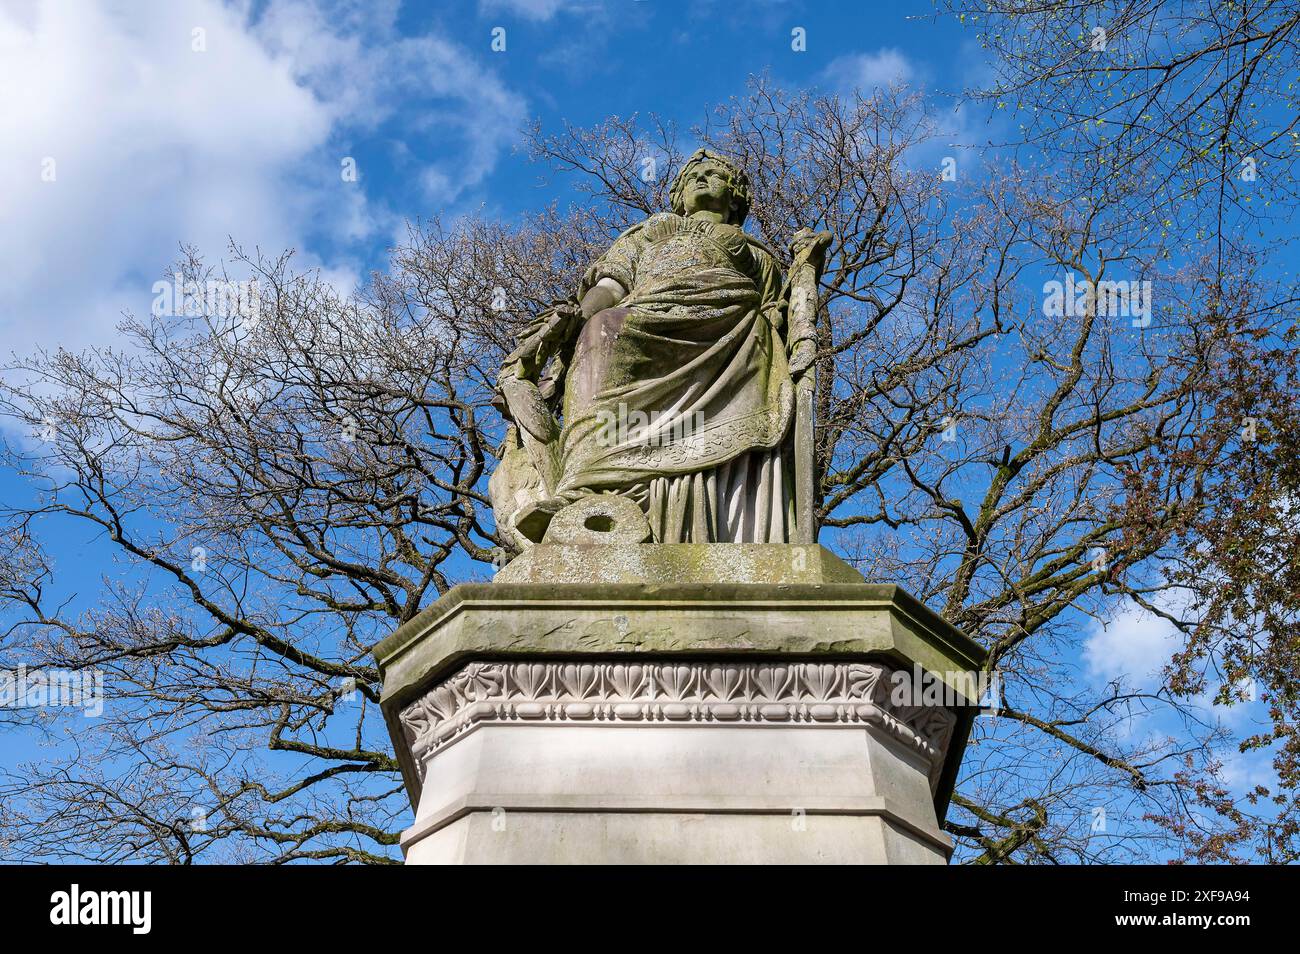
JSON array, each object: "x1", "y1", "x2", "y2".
[{"x1": 679, "y1": 161, "x2": 738, "y2": 221}]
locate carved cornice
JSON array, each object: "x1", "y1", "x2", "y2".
[{"x1": 398, "y1": 660, "x2": 956, "y2": 791}]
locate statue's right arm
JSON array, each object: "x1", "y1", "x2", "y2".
[
  {"x1": 530, "y1": 276, "x2": 623, "y2": 370},
  {"x1": 579, "y1": 276, "x2": 626, "y2": 318},
  {"x1": 505, "y1": 276, "x2": 624, "y2": 384}
]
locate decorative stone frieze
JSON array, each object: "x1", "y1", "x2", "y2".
[{"x1": 399, "y1": 659, "x2": 956, "y2": 790}]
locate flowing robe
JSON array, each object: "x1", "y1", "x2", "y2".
[{"x1": 554, "y1": 212, "x2": 798, "y2": 543}]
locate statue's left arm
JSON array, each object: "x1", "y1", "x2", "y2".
[
  {"x1": 784, "y1": 228, "x2": 833, "y2": 377},
  {"x1": 782, "y1": 228, "x2": 832, "y2": 544}
]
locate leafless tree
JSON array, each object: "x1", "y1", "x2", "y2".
[
  {"x1": 936, "y1": 0, "x2": 1300, "y2": 862},
  {"x1": 0, "y1": 73, "x2": 1288, "y2": 862}
]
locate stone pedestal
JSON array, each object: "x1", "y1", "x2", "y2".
[{"x1": 375, "y1": 544, "x2": 986, "y2": 865}]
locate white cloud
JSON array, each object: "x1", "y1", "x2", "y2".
[
  {"x1": 256, "y1": 0, "x2": 526, "y2": 202},
  {"x1": 478, "y1": 0, "x2": 600, "y2": 22},
  {"x1": 1083, "y1": 598, "x2": 1186, "y2": 687},
  {"x1": 0, "y1": 0, "x2": 525, "y2": 355},
  {"x1": 823, "y1": 48, "x2": 914, "y2": 94},
  {"x1": 1217, "y1": 745, "x2": 1276, "y2": 793},
  {"x1": 1084, "y1": 589, "x2": 1265, "y2": 717}
]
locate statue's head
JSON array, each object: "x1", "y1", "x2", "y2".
[{"x1": 670, "y1": 149, "x2": 752, "y2": 225}]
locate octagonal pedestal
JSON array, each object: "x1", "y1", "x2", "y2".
[{"x1": 375, "y1": 544, "x2": 986, "y2": 865}]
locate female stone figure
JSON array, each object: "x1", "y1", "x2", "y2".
[{"x1": 492, "y1": 149, "x2": 829, "y2": 548}]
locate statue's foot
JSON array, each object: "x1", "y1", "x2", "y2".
[{"x1": 513, "y1": 496, "x2": 567, "y2": 543}]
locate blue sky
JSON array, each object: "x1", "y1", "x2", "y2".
[
  {"x1": 1, "y1": 0, "x2": 989, "y2": 352},
  {"x1": 0, "y1": 0, "x2": 1281, "y2": 857},
  {"x1": 0, "y1": 0, "x2": 989, "y2": 637}
]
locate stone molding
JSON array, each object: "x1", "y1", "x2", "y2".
[{"x1": 398, "y1": 659, "x2": 956, "y2": 791}]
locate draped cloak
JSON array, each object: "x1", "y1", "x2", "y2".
[{"x1": 554, "y1": 212, "x2": 798, "y2": 543}]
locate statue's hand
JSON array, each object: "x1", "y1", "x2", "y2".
[
  {"x1": 504, "y1": 298, "x2": 582, "y2": 380},
  {"x1": 790, "y1": 228, "x2": 833, "y2": 271},
  {"x1": 788, "y1": 338, "x2": 816, "y2": 376},
  {"x1": 539, "y1": 299, "x2": 583, "y2": 351}
]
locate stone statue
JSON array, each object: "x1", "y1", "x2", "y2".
[
  {"x1": 491, "y1": 149, "x2": 831, "y2": 550},
  {"x1": 385, "y1": 154, "x2": 984, "y2": 865}
]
